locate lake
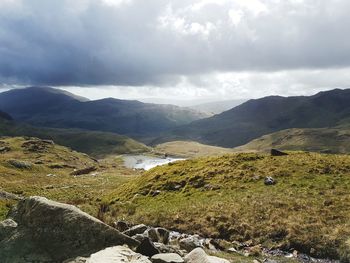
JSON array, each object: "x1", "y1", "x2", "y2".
[{"x1": 123, "y1": 155, "x2": 185, "y2": 170}]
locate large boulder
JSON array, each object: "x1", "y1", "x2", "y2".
[
  {"x1": 0, "y1": 196, "x2": 140, "y2": 263},
  {"x1": 151, "y1": 253, "x2": 184, "y2": 263},
  {"x1": 87, "y1": 246, "x2": 151, "y2": 263},
  {"x1": 184, "y1": 248, "x2": 230, "y2": 263}
]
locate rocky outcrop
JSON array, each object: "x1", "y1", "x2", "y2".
[
  {"x1": 87, "y1": 246, "x2": 151, "y2": 263},
  {"x1": 270, "y1": 149, "x2": 288, "y2": 156},
  {"x1": 151, "y1": 253, "x2": 184, "y2": 263},
  {"x1": 0, "y1": 196, "x2": 139, "y2": 262},
  {"x1": 184, "y1": 248, "x2": 230, "y2": 263}
]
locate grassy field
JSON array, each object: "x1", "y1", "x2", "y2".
[
  {"x1": 104, "y1": 152, "x2": 350, "y2": 260},
  {"x1": 0, "y1": 136, "x2": 141, "y2": 220},
  {"x1": 154, "y1": 141, "x2": 234, "y2": 158},
  {"x1": 234, "y1": 127, "x2": 350, "y2": 154}
]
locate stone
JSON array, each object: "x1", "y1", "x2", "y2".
[
  {"x1": 70, "y1": 166, "x2": 97, "y2": 176},
  {"x1": 136, "y1": 237, "x2": 160, "y2": 257},
  {"x1": 271, "y1": 149, "x2": 288, "y2": 156},
  {"x1": 264, "y1": 176, "x2": 276, "y2": 185},
  {"x1": 64, "y1": 257, "x2": 88, "y2": 263},
  {"x1": 184, "y1": 248, "x2": 230, "y2": 263},
  {"x1": 0, "y1": 196, "x2": 139, "y2": 262},
  {"x1": 87, "y1": 246, "x2": 151, "y2": 263},
  {"x1": 179, "y1": 236, "x2": 202, "y2": 252},
  {"x1": 0, "y1": 190, "x2": 21, "y2": 200},
  {"x1": 147, "y1": 227, "x2": 170, "y2": 244},
  {"x1": 8, "y1": 159, "x2": 32, "y2": 169},
  {"x1": 133, "y1": 233, "x2": 149, "y2": 242},
  {"x1": 151, "y1": 253, "x2": 184, "y2": 263},
  {"x1": 124, "y1": 224, "x2": 148, "y2": 236},
  {"x1": 114, "y1": 220, "x2": 130, "y2": 232}
]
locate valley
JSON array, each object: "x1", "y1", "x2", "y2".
[{"x1": 0, "y1": 87, "x2": 350, "y2": 262}]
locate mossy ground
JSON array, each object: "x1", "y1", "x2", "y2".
[{"x1": 104, "y1": 152, "x2": 350, "y2": 259}]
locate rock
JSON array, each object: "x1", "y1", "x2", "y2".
[
  {"x1": 271, "y1": 149, "x2": 288, "y2": 156},
  {"x1": 136, "y1": 237, "x2": 160, "y2": 257},
  {"x1": 147, "y1": 227, "x2": 170, "y2": 244},
  {"x1": 179, "y1": 236, "x2": 202, "y2": 252},
  {"x1": 151, "y1": 253, "x2": 184, "y2": 263},
  {"x1": 114, "y1": 220, "x2": 130, "y2": 232},
  {"x1": 124, "y1": 224, "x2": 148, "y2": 236},
  {"x1": 0, "y1": 219, "x2": 18, "y2": 239},
  {"x1": 8, "y1": 159, "x2": 32, "y2": 169},
  {"x1": 184, "y1": 248, "x2": 230, "y2": 263},
  {"x1": 70, "y1": 166, "x2": 97, "y2": 176},
  {"x1": 0, "y1": 190, "x2": 21, "y2": 200},
  {"x1": 64, "y1": 257, "x2": 88, "y2": 263},
  {"x1": 133, "y1": 233, "x2": 149, "y2": 242},
  {"x1": 264, "y1": 176, "x2": 276, "y2": 185},
  {"x1": 21, "y1": 139, "x2": 54, "y2": 152},
  {"x1": 0, "y1": 196, "x2": 139, "y2": 262},
  {"x1": 87, "y1": 246, "x2": 151, "y2": 263},
  {"x1": 154, "y1": 243, "x2": 186, "y2": 257},
  {"x1": 0, "y1": 146, "x2": 10, "y2": 153}
]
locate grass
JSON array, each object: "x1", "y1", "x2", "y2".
[
  {"x1": 0, "y1": 136, "x2": 141, "y2": 220},
  {"x1": 154, "y1": 141, "x2": 234, "y2": 158},
  {"x1": 103, "y1": 152, "x2": 350, "y2": 260},
  {"x1": 234, "y1": 127, "x2": 350, "y2": 154}
]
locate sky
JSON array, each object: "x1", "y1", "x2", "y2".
[{"x1": 1, "y1": 0, "x2": 350, "y2": 104}]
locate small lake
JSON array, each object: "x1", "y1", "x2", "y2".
[{"x1": 123, "y1": 155, "x2": 185, "y2": 171}]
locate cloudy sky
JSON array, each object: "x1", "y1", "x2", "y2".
[{"x1": 1, "y1": 0, "x2": 350, "y2": 104}]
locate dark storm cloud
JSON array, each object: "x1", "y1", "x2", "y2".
[{"x1": 1, "y1": 0, "x2": 350, "y2": 86}]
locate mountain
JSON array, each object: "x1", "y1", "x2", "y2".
[
  {"x1": 156, "y1": 89, "x2": 350, "y2": 147},
  {"x1": 0, "y1": 87, "x2": 207, "y2": 138},
  {"x1": 190, "y1": 99, "x2": 247, "y2": 115},
  {"x1": 0, "y1": 110, "x2": 12, "y2": 121},
  {"x1": 234, "y1": 127, "x2": 350, "y2": 154},
  {"x1": 0, "y1": 117, "x2": 149, "y2": 158}
]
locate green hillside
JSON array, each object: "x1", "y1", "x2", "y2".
[
  {"x1": 155, "y1": 141, "x2": 234, "y2": 158},
  {"x1": 155, "y1": 88, "x2": 350, "y2": 148},
  {"x1": 104, "y1": 152, "x2": 350, "y2": 260},
  {"x1": 234, "y1": 127, "x2": 350, "y2": 154},
  {"x1": 0, "y1": 136, "x2": 140, "y2": 220},
  {"x1": 0, "y1": 118, "x2": 149, "y2": 158}
]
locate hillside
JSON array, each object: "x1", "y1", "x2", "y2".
[
  {"x1": 154, "y1": 141, "x2": 234, "y2": 158},
  {"x1": 0, "y1": 87, "x2": 207, "y2": 138},
  {"x1": 0, "y1": 117, "x2": 149, "y2": 158},
  {"x1": 0, "y1": 136, "x2": 140, "y2": 220},
  {"x1": 234, "y1": 127, "x2": 350, "y2": 154},
  {"x1": 156, "y1": 89, "x2": 350, "y2": 147},
  {"x1": 104, "y1": 152, "x2": 350, "y2": 260}
]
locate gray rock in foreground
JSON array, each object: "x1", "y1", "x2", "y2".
[
  {"x1": 151, "y1": 253, "x2": 184, "y2": 263},
  {"x1": 185, "y1": 248, "x2": 230, "y2": 263},
  {"x1": 0, "y1": 196, "x2": 140, "y2": 263},
  {"x1": 87, "y1": 246, "x2": 151, "y2": 263}
]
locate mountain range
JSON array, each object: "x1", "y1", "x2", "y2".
[
  {"x1": 0, "y1": 87, "x2": 207, "y2": 139},
  {"x1": 155, "y1": 88, "x2": 350, "y2": 148}
]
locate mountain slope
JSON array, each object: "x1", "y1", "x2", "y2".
[
  {"x1": 105, "y1": 152, "x2": 350, "y2": 259},
  {"x1": 157, "y1": 89, "x2": 350, "y2": 147},
  {"x1": 0, "y1": 117, "x2": 149, "y2": 158},
  {"x1": 0, "y1": 87, "x2": 207, "y2": 138},
  {"x1": 234, "y1": 127, "x2": 350, "y2": 154}
]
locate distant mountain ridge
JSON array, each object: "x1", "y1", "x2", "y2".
[
  {"x1": 0, "y1": 87, "x2": 207, "y2": 138},
  {"x1": 155, "y1": 88, "x2": 350, "y2": 147}
]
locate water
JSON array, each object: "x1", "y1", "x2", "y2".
[{"x1": 123, "y1": 155, "x2": 185, "y2": 170}]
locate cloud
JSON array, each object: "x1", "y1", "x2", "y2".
[{"x1": 0, "y1": 0, "x2": 350, "y2": 91}]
